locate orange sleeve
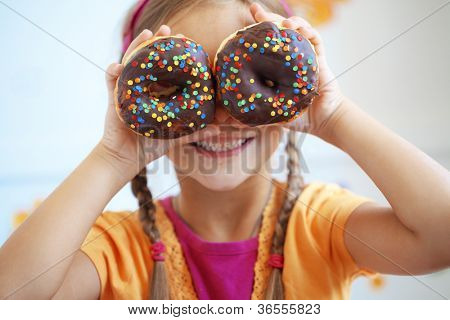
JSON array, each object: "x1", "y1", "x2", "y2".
[
  {"x1": 80, "y1": 211, "x2": 152, "y2": 300},
  {"x1": 293, "y1": 182, "x2": 376, "y2": 280}
]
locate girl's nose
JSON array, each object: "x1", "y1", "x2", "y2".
[
  {"x1": 211, "y1": 105, "x2": 246, "y2": 127},
  {"x1": 213, "y1": 107, "x2": 231, "y2": 123}
]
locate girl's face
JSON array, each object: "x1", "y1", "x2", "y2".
[{"x1": 166, "y1": 2, "x2": 283, "y2": 191}]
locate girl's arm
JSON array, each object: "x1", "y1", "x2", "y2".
[
  {"x1": 321, "y1": 99, "x2": 450, "y2": 274},
  {"x1": 0, "y1": 142, "x2": 133, "y2": 299},
  {"x1": 0, "y1": 26, "x2": 215, "y2": 299}
]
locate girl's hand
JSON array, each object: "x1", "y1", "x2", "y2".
[
  {"x1": 250, "y1": 3, "x2": 345, "y2": 137},
  {"x1": 99, "y1": 26, "x2": 218, "y2": 181}
]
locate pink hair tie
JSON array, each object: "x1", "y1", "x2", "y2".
[
  {"x1": 122, "y1": 0, "x2": 151, "y2": 54},
  {"x1": 151, "y1": 241, "x2": 166, "y2": 261},
  {"x1": 268, "y1": 253, "x2": 284, "y2": 268}
]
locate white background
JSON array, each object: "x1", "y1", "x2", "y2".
[
  {"x1": 0, "y1": 300, "x2": 449, "y2": 319},
  {"x1": 0, "y1": 0, "x2": 449, "y2": 299}
]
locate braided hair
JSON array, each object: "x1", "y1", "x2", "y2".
[
  {"x1": 130, "y1": 168, "x2": 169, "y2": 299},
  {"x1": 265, "y1": 130, "x2": 304, "y2": 299}
]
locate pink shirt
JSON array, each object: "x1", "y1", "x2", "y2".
[{"x1": 160, "y1": 197, "x2": 258, "y2": 300}]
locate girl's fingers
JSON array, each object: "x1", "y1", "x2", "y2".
[
  {"x1": 285, "y1": 16, "x2": 312, "y2": 29},
  {"x1": 121, "y1": 24, "x2": 171, "y2": 64},
  {"x1": 249, "y1": 3, "x2": 265, "y2": 21},
  {"x1": 250, "y1": 3, "x2": 324, "y2": 56},
  {"x1": 298, "y1": 26, "x2": 326, "y2": 58},
  {"x1": 122, "y1": 29, "x2": 153, "y2": 63},
  {"x1": 105, "y1": 63, "x2": 124, "y2": 97},
  {"x1": 282, "y1": 17, "x2": 326, "y2": 57},
  {"x1": 250, "y1": 2, "x2": 285, "y2": 23},
  {"x1": 154, "y1": 24, "x2": 171, "y2": 38}
]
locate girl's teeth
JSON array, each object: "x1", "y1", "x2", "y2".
[{"x1": 195, "y1": 139, "x2": 247, "y2": 152}]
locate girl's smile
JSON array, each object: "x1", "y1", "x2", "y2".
[
  {"x1": 189, "y1": 133, "x2": 256, "y2": 158},
  {"x1": 190, "y1": 137, "x2": 255, "y2": 157}
]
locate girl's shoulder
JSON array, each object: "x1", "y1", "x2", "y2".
[
  {"x1": 81, "y1": 210, "x2": 147, "y2": 248},
  {"x1": 281, "y1": 181, "x2": 375, "y2": 297},
  {"x1": 285, "y1": 180, "x2": 373, "y2": 253},
  {"x1": 271, "y1": 179, "x2": 372, "y2": 220},
  {"x1": 298, "y1": 181, "x2": 372, "y2": 212},
  {"x1": 80, "y1": 210, "x2": 153, "y2": 299}
]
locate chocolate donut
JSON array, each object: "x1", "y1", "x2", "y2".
[
  {"x1": 214, "y1": 21, "x2": 319, "y2": 126},
  {"x1": 115, "y1": 37, "x2": 215, "y2": 139}
]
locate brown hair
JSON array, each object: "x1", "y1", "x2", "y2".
[{"x1": 126, "y1": 0, "x2": 303, "y2": 300}]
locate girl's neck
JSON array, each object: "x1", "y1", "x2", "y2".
[{"x1": 173, "y1": 172, "x2": 273, "y2": 242}]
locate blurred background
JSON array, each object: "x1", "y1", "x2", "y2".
[{"x1": 0, "y1": 0, "x2": 449, "y2": 299}]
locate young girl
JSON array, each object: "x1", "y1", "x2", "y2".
[{"x1": 0, "y1": 0, "x2": 449, "y2": 300}]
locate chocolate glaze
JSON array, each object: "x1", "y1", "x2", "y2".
[
  {"x1": 215, "y1": 22, "x2": 319, "y2": 126},
  {"x1": 116, "y1": 37, "x2": 216, "y2": 139}
]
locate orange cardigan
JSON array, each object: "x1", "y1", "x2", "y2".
[{"x1": 81, "y1": 181, "x2": 375, "y2": 299}]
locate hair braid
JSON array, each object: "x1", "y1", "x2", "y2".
[
  {"x1": 131, "y1": 167, "x2": 170, "y2": 299},
  {"x1": 265, "y1": 131, "x2": 304, "y2": 299}
]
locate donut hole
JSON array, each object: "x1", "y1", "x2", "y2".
[{"x1": 148, "y1": 81, "x2": 179, "y2": 98}]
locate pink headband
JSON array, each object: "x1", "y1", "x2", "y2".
[
  {"x1": 122, "y1": 0, "x2": 293, "y2": 54},
  {"x1": 122, "y1": 0, "x2": 151, "y2": 54},
  {"x1": 278, "y1": 0, "x2": 294, "y2": 17}
]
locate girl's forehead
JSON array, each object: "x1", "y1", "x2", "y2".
[{"x1": 167, "y1": 3, "x2": 254, "y2": 59}]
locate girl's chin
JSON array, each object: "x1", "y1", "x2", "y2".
[
  {"x1": 191, "y1": 173, "x2": 251, "y2": 191},
  {"x1": 188, "y1": 137, "x2": 255, "y2": 159}
]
